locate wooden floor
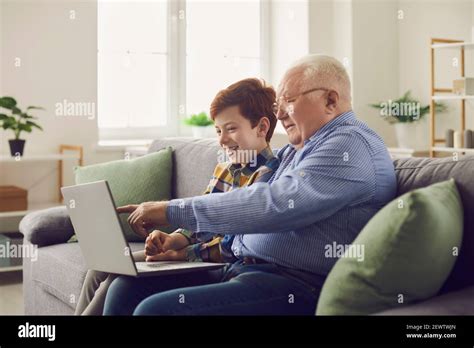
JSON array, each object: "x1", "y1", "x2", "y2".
[{"x1": 0, "y1": 271, "x2": 24, "y2": 315}]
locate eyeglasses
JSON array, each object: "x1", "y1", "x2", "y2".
[{"x1": 272, "y1": 87, "x2": 329, "y2": 117}]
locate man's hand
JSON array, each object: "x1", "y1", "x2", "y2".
[
  {"x1": 117, "y1": 201, "x2": 169, "y2": 238},
  {"x1": 144, "y1": 230, "x2": 190, "y2": 256},
  {"x1": 145, "y1": 248, "x2": 187, "y2": 262}
]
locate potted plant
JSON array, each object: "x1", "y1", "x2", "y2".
[
  {"x1": 184, "y1": 111, "x2": 214, "y2": 138},
  {"x1": 0, "y1": 96, "x2": 44, "y2": 156},
  {"x1": 370, "y1": 91, "x2": 447, "y2": 150}
]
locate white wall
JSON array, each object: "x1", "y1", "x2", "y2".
[
  {"x1": 0, "y1": 0, "x2": 122, "y2": 205},
  {"x1": 309, "y1": 0, "x2": 334, "y2": 55},
  {"x1": 308, "y1": 0, "x2": 398, "y2": 147},
  {"x1": 352, "y1": 0, "x2": 399, "y2": 147},
  {"x1": 398, "y1": 0, "x2": 474, "y2": 145}
]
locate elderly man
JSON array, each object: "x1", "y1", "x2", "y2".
[{"x1": 104, "y1": 54, "x2": 397, "y2": 315}]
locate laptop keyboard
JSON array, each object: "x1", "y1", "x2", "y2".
[{"x1": 135, "y1": 261, "x2": 225, "y2": 272}]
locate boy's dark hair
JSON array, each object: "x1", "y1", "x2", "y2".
[{"x1": 210, "y1": 78, "x2": 277, "y2": 142}]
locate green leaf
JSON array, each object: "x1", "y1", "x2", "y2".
[
  {"x1": 0, "y1": 96, "x2": 17, "y2": 109},
  {"x1": 0, "y1": 114, "x2": 8, "y2": 120},
  {"x1": 26, "y1": 121, "x2": 43, "y2": 130},
  {"x1": 12, "y1": 106, "x2": 22, "y2": 115},
  {"x1": 2, "y1": 119, "x2": 17, "y2": 130},
  {"x1": 18, "y1": 123, "x2": 32, "y2": 132},
  {"x1": 183, "y1": 111, "x2": 213, "y2": 126},
  {"x1": 26, "y1": 106, "x2": 45, "y2": 111}
]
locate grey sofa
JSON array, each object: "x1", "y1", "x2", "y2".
[{"x1": 20, "y1": 137, "x2": 474, "y2": 315}]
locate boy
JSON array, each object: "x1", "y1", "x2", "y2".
[{"x1": 75, "y1": 78, "x2": 279, "y2": 315}]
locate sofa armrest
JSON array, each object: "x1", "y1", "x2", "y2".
[
  {"x1": 374, "y1": 286, "x2": 474, "y2": 315},
  {"x1": 19, "y1": 206, "x2": 74, "y2": 247}
]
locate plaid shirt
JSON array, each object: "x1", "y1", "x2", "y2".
[{"x1": 178, "y1": 145, "x2": 279, "y2": 262}]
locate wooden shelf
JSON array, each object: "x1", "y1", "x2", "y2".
[
  {"x1": 431, "y1": 42, "x2": 474, "y2": 49},
  {"x1": 387, "y1": 148, "x2": 429, "y2": 159},
  {"x1": 0, "y1": 265, "x2": 22, "y2": 273},
  {"x1": 430, "y1": 38, "x2": 470, "y2": 157},
  {"x1": 0, "y1": 154, "x2": 79, "y2": 162},
  {"x1": 0, "y1": 201, "x2": 61, "y2": 219},
  {"x1": 432, "y1": 146, "x2": 474, "y2": 154},
  {"x1": 432, "y1": 95, "x2": 474, "y2": 100}
]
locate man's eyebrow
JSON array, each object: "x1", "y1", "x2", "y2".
[{"x1": 276, "y1": 88, "x2": 290, "y2": 99}]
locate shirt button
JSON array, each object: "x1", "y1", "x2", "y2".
[{"x1": 299, "y1": 171, "x2": 306, "y2": 177}]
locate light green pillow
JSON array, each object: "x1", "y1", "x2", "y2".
[
  {"x1": 316, "y1": 179, "x2": 463, "y2": 315},
  {"x1": 73, "y1": 147, "x2": 173, "y2": 242}
]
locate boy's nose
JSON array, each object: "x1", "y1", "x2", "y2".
[{"x1": 219, "y1": 133, "x2": 229, "y2": 146}]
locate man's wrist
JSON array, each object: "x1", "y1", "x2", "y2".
[{"x1": 166, "y1": 198, "x2": 198, "y2": 232}]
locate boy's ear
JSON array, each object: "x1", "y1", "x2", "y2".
[{"x1": 257, "y1": 117, "x2": 271, "y2": 138}]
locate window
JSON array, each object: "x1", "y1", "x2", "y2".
[
  {"x1": 98, "y1": 0, "x2": 267, "y2": 141},
  {"x1": 98, "y1": 0, "x2": 168, "y2": 140},
  {"x1": 186, "y1": 0, "x2": 263, "y2": 116}
]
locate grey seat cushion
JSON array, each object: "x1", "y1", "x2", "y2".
[
  {"x1": 394, "y1": 156, "x2": 474, "y2": 293},
  {"x1": 31, "y1": 242, "x2": 144, "y2": 310}
]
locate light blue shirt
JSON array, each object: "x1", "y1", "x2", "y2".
[{"x1": 167, "y1": 110, "x2": 397, "y2": 276}]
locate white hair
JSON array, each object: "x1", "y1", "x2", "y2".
[{"x1": 287, "y1": 54, "x2": 352, "y2": 103}]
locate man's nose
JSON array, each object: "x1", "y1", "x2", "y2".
[{"x1": 277, "y1": 109, "x2": 288, "y2": 121}]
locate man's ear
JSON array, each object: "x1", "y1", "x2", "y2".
[
  {"x1": 325, "y1": 90, "x2": 339, "y2": 112},
  {"x1": 257, "y1": 117, "x2": 271, "y2": 138}
]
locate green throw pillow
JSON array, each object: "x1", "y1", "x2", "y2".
[
  {"x1": 73, "y1": 147, "x2": 173, "y2": 242},
  {"x1": 316, "y1": 179, "x2": 463, "y2": 315}
]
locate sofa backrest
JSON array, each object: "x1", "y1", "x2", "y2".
[
  {"x1": 394, "y1": 156, "x2": 474, "y2": 293},
  {"x1": 149, "y1": 137, "x2": 474, "y2": 293},
  {"x1": 148, "y1": 137, "x2": 221, "y2": 199}
]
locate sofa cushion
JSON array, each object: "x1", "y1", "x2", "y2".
[
  {"x1": 31, "y1": 242, "x2": 144, "y2": 310},
  {"x1": 19, "y1": 206, "x2": 74, "y2": 247},
  {"x1": 316, "y1": 179, "x2": 463, "y2": 315},
  {"x1": 74, "y1": 148, "x2": 173, "y2": 242},
  {"x1": 148, "y1": 137, "x2": 221, "y2": 199},
  {"x1": 394, "y1": 156, "x2": 474, "y2": 293}
]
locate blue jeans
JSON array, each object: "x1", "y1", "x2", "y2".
[{"x1": 103, "y1": 261, "x2": 322, "y2": 315}]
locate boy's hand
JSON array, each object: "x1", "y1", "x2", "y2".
[
  {"x1": 145, "y1": 230, "x2": 189, "y2": 256},
  {"x1": 145, "y1": 247, "x2": 187, "y2": 262}
]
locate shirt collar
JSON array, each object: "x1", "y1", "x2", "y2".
[{"x1": 304, "y1": 110, "x2": 356, "y2": 146}]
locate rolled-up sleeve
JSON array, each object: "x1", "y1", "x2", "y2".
[{"x1": 166, "y1": 131, "x2": 376, "y2": 237}]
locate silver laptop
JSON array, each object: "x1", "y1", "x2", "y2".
[{"x1": 61, "y1": 180, "x2": 226, "y2": 277}]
